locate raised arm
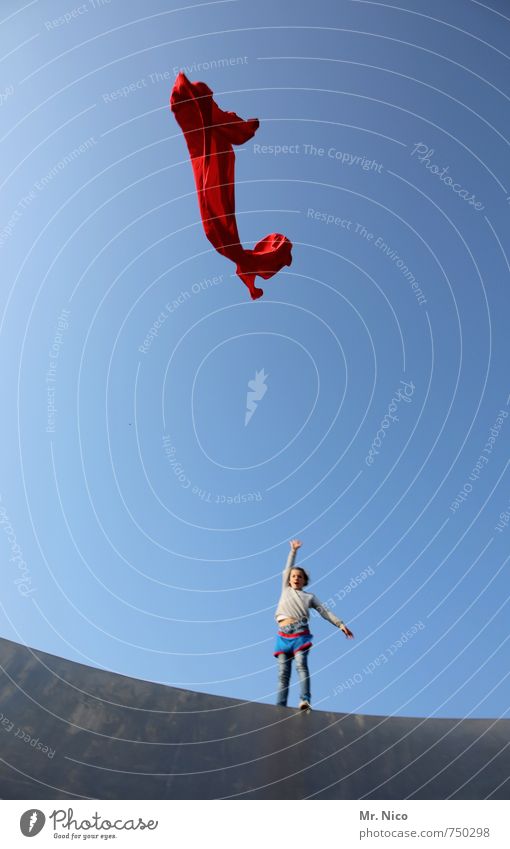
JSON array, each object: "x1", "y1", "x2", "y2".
[{"x1": 282, "y1": 539, "x2": 301, "y2": 591}]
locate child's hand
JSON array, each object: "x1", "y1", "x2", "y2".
[
  {"x1": 339, "y1": 623, "x2": 354, "y2": 639},
  {"x1": 290, "y1": 539, "x2": 302, "y2": 551}
]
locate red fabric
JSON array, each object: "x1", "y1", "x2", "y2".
[
  {"x1": 170, "y1": 73, "x2": 292, "y2": 300},
  {"x1": 277, "y1": 629, "x2": 310, "y2": 638}
]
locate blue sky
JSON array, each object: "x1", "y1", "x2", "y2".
[{"x1": 1, "y1": 0, "x2": 510, "y2": 720}]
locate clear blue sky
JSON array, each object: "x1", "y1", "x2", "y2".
[{"x1": 1, "y1": 0, "x2": 509, "y2": 720}]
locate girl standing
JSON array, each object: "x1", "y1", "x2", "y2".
[{"x1": 274, "y1": 539, "x2": 354, "y2": 709}]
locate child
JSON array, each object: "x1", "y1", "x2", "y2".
[{"x1": 274, "y1": 538, "x2": 354, "y2": 710}]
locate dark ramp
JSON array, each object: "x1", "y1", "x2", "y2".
[{"x1": 0, "y1": 637, "x2": 508, "y2": 800}]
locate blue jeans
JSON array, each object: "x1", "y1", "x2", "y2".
[{"x1": 276, "y1": 649, "x2": 311, "y2": 706}]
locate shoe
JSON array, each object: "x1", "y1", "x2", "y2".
[{"x1": 299, "y1": 700, "x2": 311, "y2": 711}]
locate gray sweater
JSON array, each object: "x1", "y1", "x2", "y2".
[{"x1": 275, "y1": 548, "x2": 344, "y2": 628}]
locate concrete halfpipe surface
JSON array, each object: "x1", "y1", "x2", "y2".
[{"x1": 0, "y1": 637, "x2": 508, "y2": 799}]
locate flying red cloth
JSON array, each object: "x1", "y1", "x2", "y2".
[{"x1": 170, "y1": 73, "x2": 292, "y2": 300}]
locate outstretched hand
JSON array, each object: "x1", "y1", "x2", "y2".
[
  {"x1": 290, "y1": 539, "x2": 302, "y2": 551},
  {"x1": 340, "y1": 624, "x2": 354, "y2": 639}
]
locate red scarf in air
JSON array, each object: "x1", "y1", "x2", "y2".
[{"x1": 170, "y1": 73, "x2": 292, "y2": 300}]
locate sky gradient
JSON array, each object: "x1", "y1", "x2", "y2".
[{"x1": 1, "y1": 0, "x2": 510, "y2": 720}]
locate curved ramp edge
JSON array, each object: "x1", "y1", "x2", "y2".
[{"x1": 0, "y1": 637, "x2": 508, "y2": 800}]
